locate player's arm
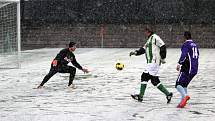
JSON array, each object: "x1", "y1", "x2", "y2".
[
  {"x1": 129, "y1": 47, "x2": 145, "y2": 56},
  {"x1": 155, "y1": 37, "x2": 166, "y2": 63},
  {"x1": 178, "y1": 44, "x2": 189, "y2": 64},
  {"x1": 155, "y1": 37, "x2": 166, "y2": 59},
  {"x1": 71, "y1": 56, "x2": 89, "y2": 73},
  {"x1": 71, "y1": 56, "x2": 82, "y2": 70},
  {"x1": 160, "y1": 45, "x2": 166, "y2": 59},
  {"x1": 177, "y1": 44, "x2": 189, "y2": 71}
]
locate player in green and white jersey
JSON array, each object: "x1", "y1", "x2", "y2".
[{"x1": 130, "y1": 27, "x2": 173, "y2": 103}]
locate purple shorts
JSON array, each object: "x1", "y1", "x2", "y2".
[{"x1": 175, "y1": 72, "x2": 196, "y2": 87}]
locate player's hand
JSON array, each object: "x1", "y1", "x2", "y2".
[
  {"x1": 129, "y1": 51, "x2": 137, "y2": 56},
  {"x1": 82, "y1": 68, "x2": 89, "y2": 73},
  {"x1": 52, "y1": 59, "x2": 58, "y2": 66},
  {"x1": 176, "y1": 64, "x2": 181, "y2": 71},
  {"x1": 161, "y1": 59, "x2": 166, "y2": 64}
]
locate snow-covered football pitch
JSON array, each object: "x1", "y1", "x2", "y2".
[{"x1": 0, "y1": 48, "x2": 215, "y2": 121}]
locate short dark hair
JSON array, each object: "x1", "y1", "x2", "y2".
[
  {"x1": 69, "y1": 42, "x2": 76, "y2": 47},
  {"x1": 184, "y1": 31, "x2": 192, "y2": 39},
  {"x1": 145, "y1": 26, "x2": 153, "y2": 33}
]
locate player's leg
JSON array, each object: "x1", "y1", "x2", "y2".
[
  {"x1": 38, "y1": 66, "x2": 58, "y2": 88},
  {"x1": 151, "y1": 76, "x2": 173, "y2": 103},
  {"x1": 176, "y1": 85, "x2": 186, "y2": 101},
  {"x1": 175, "y1": 72, "x2": 193, "y2": 108},
  {"x1": 184, "y1": 87, "x2": 187, "y2": 94},
  {"x1": 176, "y1": 72, "x2": 186, "y2": 101},
  {"x1": 131, "y1": 72, "x2": 150, "y2": 102},
  {"x1": 184, "y1": 73, "x2": 196, "y2": 95},
  {"x1": 58, "y1": 66, "x2": 76, "y2": 87},
  {"x1": 68, "y1": 67, "x2": 76, "y2": 86}
]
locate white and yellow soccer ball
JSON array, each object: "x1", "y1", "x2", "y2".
[{"x1": 115, "y1": 62, "x2": 124, "y2": 71}]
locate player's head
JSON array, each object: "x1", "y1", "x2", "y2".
[
  {"x1": 69, "y1": 42, "x2": 76, "y2": 51},
  {"x1": 184, "y1": 31, "x2": 192, "y2": 40},
  {"x1": 144, "y1": 26, "x2": 154, "y2": 37}
]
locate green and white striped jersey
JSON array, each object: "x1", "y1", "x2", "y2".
[{"x1": 145, "y1": 34, "x2": 165, "y2": 65}]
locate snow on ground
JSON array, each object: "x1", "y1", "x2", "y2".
[{"x1": 0, "y1": 48, "x2": 215, "y2": 121}]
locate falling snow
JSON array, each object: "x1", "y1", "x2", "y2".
[{"x1": 0, "y1": 48, "x2": 215, "y2": 121}]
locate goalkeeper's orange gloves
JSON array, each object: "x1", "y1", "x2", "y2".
[{"x1": 52, "y1": 59, "x2": 58, "y2": 66}]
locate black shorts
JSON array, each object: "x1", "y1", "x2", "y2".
[
  {"x1": 141, "y1": 72, "x2": 160, "y2": 86},
  {"x1": 175, "y1": 72, "x2": 196, "y2": 87}
]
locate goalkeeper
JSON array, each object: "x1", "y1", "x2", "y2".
[
  {"x1": 130, "y1": 27, "x2": 173, "y2": 103},
  {"x1": 37, "y1": 42, "x2": 89, "y2": 89}
]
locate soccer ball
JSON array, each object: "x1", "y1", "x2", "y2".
[{"x1": 115, "y1": 62, "x2": 124, "y2": 71}]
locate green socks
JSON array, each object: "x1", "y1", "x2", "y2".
[
  {"x1": 140, "y1": 83, "x2": 147, "y2": 97},
  {"x1": 139, "y1": 82, "x2": 170, "y2": 97},
  {"x1": 157, "y1": 83, "x2": 170, "y2": 96}
]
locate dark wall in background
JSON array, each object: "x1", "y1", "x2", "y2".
[
  {"x1": 21, "y1": 0, "x2": 215, "y2": 49},
  {"x1": 22, "y1": 0, "x2": 215, "y2": 24}
]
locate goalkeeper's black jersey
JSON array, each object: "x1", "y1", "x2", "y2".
[{"x1": 54, "y1": 48, "x2": 82, "y2": 70}]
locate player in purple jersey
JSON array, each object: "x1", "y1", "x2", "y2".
[{"x1": 176, "y1": 31, "x2": 199, "y2": 108}]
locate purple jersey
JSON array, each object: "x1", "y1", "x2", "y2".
[{"x1": 178, "y1": 40, "x2": 199, "y2": 74}]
